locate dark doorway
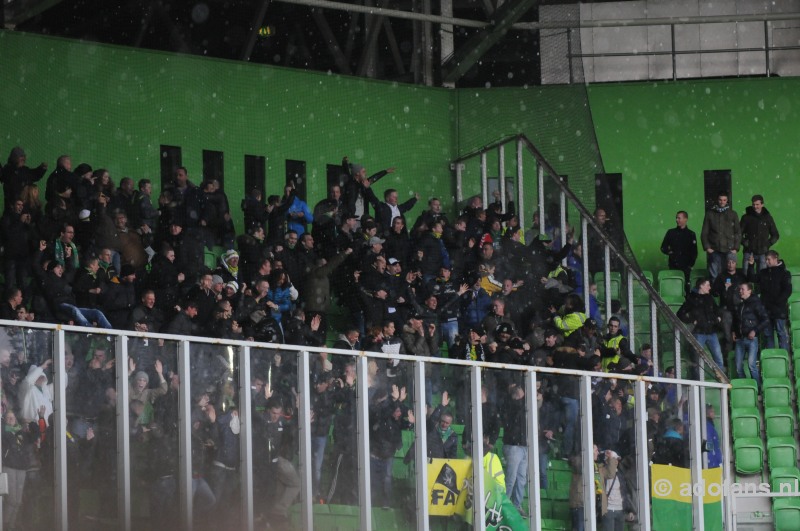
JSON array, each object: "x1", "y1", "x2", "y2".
[
  {"x1": 203, "y1": 150, "x2": 224, "y2": 189},
  {"x1": 704, "y1": 170, "x2": 732, "y2": 210},
  {"x1": 159, "y1": 145, "x2": 182, "y2": 190},
  {"x1": 327, "y1": 163, "x2": 348, "y2": 191},
  {"x1": 286, "y1": 160, "x2": 307, "y2": 199},
  {"x1": 244, "y1": 155, "x2": 266, "y2": 202},
  {"x1": 595, "y1": 173, "x2": 623, "y2": 230}
]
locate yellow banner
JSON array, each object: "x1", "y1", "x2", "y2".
[
  {"x1": 427, "y1": 458, "x2": 473, "y2": 516},
  {"x1": 651, "y1": 464, "x2": 724, "y2": 503}
]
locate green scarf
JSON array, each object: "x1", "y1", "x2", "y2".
[
  {"x1": 437, "y1": 424, "x2": 454, "y2": 442},
  {"x1": 4, "y1": 423, "x2": 21, "y2": 434}
]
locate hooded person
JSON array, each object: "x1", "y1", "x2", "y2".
[
  {"x1": 19, "y1": 363, "x2": 54, "y2": 425},
  {"x1": 216, "y1": 249, "x2": 240, "y2": 284}
]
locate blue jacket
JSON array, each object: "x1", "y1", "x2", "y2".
[
  {"x1": 286, "y1": 196, "x2": 313, "y2": 236},
  {"x1": 268, "y1": 286, "x2": 293, "y2": 322}
]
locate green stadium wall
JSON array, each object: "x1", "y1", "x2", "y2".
[
  {"x1": 3, "y1": 30, "x2": 799, "y2": 274},
  {"x1": 588, "y1": 78, "x2": 800, "y2": 273}
]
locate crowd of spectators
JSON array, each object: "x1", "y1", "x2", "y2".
[{"x1": 0, "y1": 146, "x2": 737, "y2": 528}]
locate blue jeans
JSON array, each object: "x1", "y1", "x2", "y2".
[
  {"x1": 539, "y1": 450, "x2": 549, "y2": 489},
  {"x1": 370, "y1": 456, "x2": 393, "y2": 507},
  {"x1": 503, "y1": 444, "x2": 528, "y2": 509},
  {"x1": 440, "y1": 320, "x2": 459, "y2": 349},
  {"x1": 571, "y1": 506, "x2": 586, "y2": 531},
  {"x1": 735, "y1": 336, "x2": 761, "y2": 387},
  {"x1": 58, "y1": 304, "x2": 113, "y2": 329},
  {"x1": 764, "y1": 318, "x2": 789, "y2": 351},
  {"x1": 707, "y1": 251, "x2": 727, "y2": 282},
  {"x1": 742, "y1": 252, "x2": 766, "y2": 277},
  {"x1": 695, "y1": 333, "x2": 724, "y2": 368},
  {"x1": 560, "y1": 397, "x2": 579, "y2": 457},
  {"x1": 603, "y1": 509, "x2": 626, "y2": 531},
  {"x1": 311, "y1": 435, "x2": 328, "y2": 497}
]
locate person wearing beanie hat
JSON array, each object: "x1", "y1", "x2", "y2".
[
  {"x1": 341, "y1": 155, "x2": 394, "y2": 222},
  {"x1": 216, "y1": 249, "x2": 239, "y2": 283},
  {"x1": 128, "y1": 358, "x2": 167, "y2": 406}
]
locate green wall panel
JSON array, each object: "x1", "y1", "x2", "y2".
[
  {"x1": 588, "y1": 78, "x2": 800, "y2": 272},
  {"x1": 0, "y1": 30, "x2": 456, "y2": 233}
]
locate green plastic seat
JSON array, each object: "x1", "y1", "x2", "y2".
[
  {"x1": 774, "y1": 498, "x2": 800, "y2": 531},
  {"x1": 689, "y1": 268, "x2": 708, "y2": 288},
  {"x1": 632, "y1": 271, "x2": 654, "y2": 304},
  {"x1": 730, "y1": 379, "x2": 759, "y2": 409},
  {"x1": 731, "y1": 407, "x2": 761, "y2": 440},
  {"x1": 766, "y1": 407, "x2": 795, "y2": 439},
  {"x1": 203, "y1": 250, "x2": 217, "y2": 270},
  {"x1": 768, "y1": 437, "x2": 798, "y2": 470},
  {"x1": 657, "y1": 270, "x2": 686, "y2": 300},
  {"x1": 734, "y1": 437, "x2": 764, "y2": 474},
  {"x1": 595, "y1": 272, "x2": 621, "y2": 304},
  {"x1": 770, "y1": 467, "x2": 800, "y2": 494},
  {"x1": 764, "y1": 378, "x2": 793, "y2": 409},
  {"x1": 762, "y1": 349, "x2": 791, "y2": 379}
]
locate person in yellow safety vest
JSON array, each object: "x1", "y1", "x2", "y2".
[
  {"x1": 549, "y1": 293, "x2": 587, "y2": 337},
  {"x1": 483, "y1": 435, "x2": 505, "y2": 491},
  {"x1": 601, "y1": 317, "x2": 635, "y2": 372}
]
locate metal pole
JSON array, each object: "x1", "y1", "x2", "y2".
[
  {"x1": 720, "y1": 387, "x2": 734, "y2": 529},
  {"x1": 651, "y1": 300, "x2": 659, "y2": 373},
  {"x1": 525, "y1": 371, "x2": 542, "y2": 531},
  {"x1": 178, "y1": 340, "x2": 193, "y2": 530},
  {"x1": 634, "y1": 380, "x2": 652, "y2": 531},
  {"x1": 239, "y1": 346, "x2": 255, "y2": 531},
  {"x1": 440, "y1": 0, "x2": 455, "y2": 89},
  {"x1": 516, "y1": 138, "x2": 524, "y2": 228},
  {"x1": 422, "y1": 0, "x2": 433, "y2": 86},
  {"x1": 627, "y1": 274, "x2": 635, "y2": 350},
  {"x1": 413, "y1": 361, "x2": 429, "y2": 530},
  {"x1": 470, "y1": 365, "x2": 486, "y2": 531},
  {"x1": 688, "y1": 385, "x2": 705, "y2": 531},
  {"x1": 537, "y1": 163, "x2": 545, "y2": 237},
  {"x1": 53, "y1": 329, "x2": 68, "y2": 531},
  {"x1": 671, "y1": 24, "x2": 677, "y2": 81},
  {"x1": 116, "y1": 336, "x2": 131, "y2": 531},
  {"x1": 582, "y1": 217, "x2": 590, "y2": 315},
  {"x1": 356, "y1": 356, "x2": 372, "y2": 531},
  {"x1": 480, "y1": 152, "x2": 488, "y2": 210},
  {"x1": 580, "y1": 375, "x2": 597, "y2": 531},
  {"x1": 560, "y1": 190, "x2": 567, "y2": 265},
  {"x1": 298, "y1": 351, "x2": 314, "y2": 530},
  {"x1": 765, "y1": 20, "x2": 771, "y2": 77},
  {"x1": 567, "y1": 28, "x2": 573, "y2": 84},
  {"x1": 675, "y1": 330, "x2": 683, "y2": 402},
  {"x1": 604, "y1": 244, "x2": 612, "y2": 321},
  {"x1": 498, "y1": 144, "x2": 506, "y2": 212},
  {"x1": 454, "y1": 163, "x2": 464, "y2": 203}
]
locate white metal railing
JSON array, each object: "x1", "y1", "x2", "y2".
[{"x1": 0, "y1": 318, "x2": 729, "y2": 531}]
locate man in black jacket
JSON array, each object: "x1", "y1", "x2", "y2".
[
  {"x1": 677, "y1": 278, "x2": 724, "y2": 368},
  {"x1": 364, "y1": 184, "x2": 420, "y2": 236},
  {"x1": 749, "y1": 250, "x2": 792, "y2": 350},
  {"x1": 734, "y1": 282, "x2": 770, "y2": 387},
  {"x1": 740, "y1": 194, "x2": 780, "y2": 276},
  {"x1": 660, "y1": 210, "x2": 698, "y2": 294}
]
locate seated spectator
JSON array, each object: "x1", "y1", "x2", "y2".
[{"x1": 43, "y1": 261, "x2": 112, "y2": 329}]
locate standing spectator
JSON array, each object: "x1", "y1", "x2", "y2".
[
  {"x1": 241, "y1": 188, "x2": 268, "y2": 232},
  {"x1": 677, "y1": 278, "x2": 725, "y2": 368},
  {"x1": 364, "y1": 185, "x2": 420, "y2": 236},
  {"x1": 749, "y1": 250, "x2": 792, "y2": 350},
  {"x1": 660, "y1": 210, "x2": 698, "y2": 293},
  {"x1": 340, "y1": 157, "x2": 392, "y2": 221},
  {"x1": 302, "y1": 248, "x2": 352, "y2": 336},
  {"x1": 711, "y1": 254, "x2": 749, "y2": 354},
  {"x1": 133, "y1": 178, "x2": 159, "y2": 233},
  {"x1": 284, "y1": 183, "x2": 313, "y2": 236},
  {"x1": 1, "y1": 199, "x2": 35, "y2": 290},
  {"x1": 701, "y1": 191, "x2": 741, "y2": 282},
  {"x1": 1, "y1": 147, "x2": 47, "y2": 209},
  {"x1": 368, "y1": 384, "x2": 412, "y2": 508},
  {"x1": 502, "y1": 383, "x2": 529, "y2": 515},
  {"x1": 740, "y1": 194, "x2": 779, "y2": 275},
  {"x1": 733, "y1": 282, "x2": 769, "y2": 387},
  {"x1": 2, "y1": 410, "x2": 41, "y2": 531}
]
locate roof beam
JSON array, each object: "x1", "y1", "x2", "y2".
[{"x1": 440, "y1": 0, "x2": 539, "y2": 84}]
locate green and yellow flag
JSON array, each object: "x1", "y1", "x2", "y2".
[{"x1": 651, "y1": 464, "x2": 723, "y2": 531}]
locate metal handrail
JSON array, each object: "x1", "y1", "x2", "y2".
[{"x1": 454, "y1": 133, "x2": 729, "y2": 384}]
